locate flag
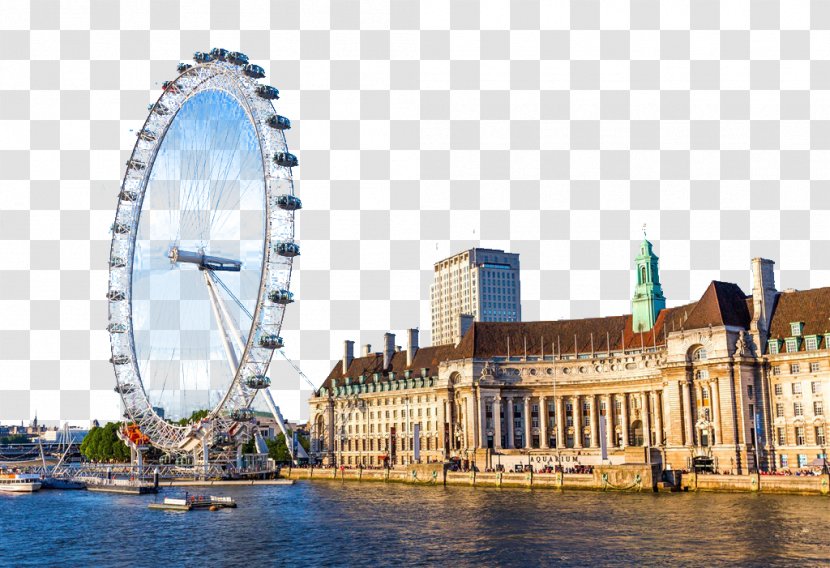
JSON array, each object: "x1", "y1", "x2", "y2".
[
  {"x1": 599, "y1": 416, "x2": 608, "y2": 461},
  {"x1": 413, "y1": 423, "x2": 421, "y2": 462}
]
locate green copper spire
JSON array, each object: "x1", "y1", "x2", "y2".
[{"x1": 631, "y1": 234, "x2": 665, "y2": 332}]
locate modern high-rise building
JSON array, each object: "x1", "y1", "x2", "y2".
[{"x1": 430, "y1": 248, "x2": 521, "y2": 346}]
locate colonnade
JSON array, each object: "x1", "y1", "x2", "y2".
[{"x1": 477, "y1": 390, "x2": 665, "y2": 451}]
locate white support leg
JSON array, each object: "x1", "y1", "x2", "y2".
[{"x1": 204, "y1": 271, "x2": 240, "y2": 377}]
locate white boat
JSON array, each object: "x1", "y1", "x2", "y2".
[{"x1": 0, "y1": 473, "x2": 42, "y2": 492}]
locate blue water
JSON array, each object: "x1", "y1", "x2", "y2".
[{"x1": 1, "y1": 482, "x2": 828, "y2": 567}]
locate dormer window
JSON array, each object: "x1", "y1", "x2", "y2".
[
  {"x1": 805, "y1": 336, "x2": 819, "y2": 351},
  {"x1": 768, "y1": 339, "x2": 781, "y2": 354},
  {"x1": 790, "y1": 322, "x2": 804, "y2": 336},
  {"x1": 785, "y1": 338, "x2": 799, "y2": 353}
]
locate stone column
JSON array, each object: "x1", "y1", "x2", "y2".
[
  {"x1": 641, "y1": 391, "x2": 651, "y2": 447},
  {"x1": 604, "y1": 394, "x2": 614, "y2": 449},
  {"x1": 505, "y1": 396, "x2": 514, "y2": 449},
  {"x1": 621, "y1": 393, "x2": 629, "y2": 448},
  {"x1": 711, "y1": 379, "x2": 722, "y2": 445},
  {"x1": 493, "y1": 396, "x2": 502, "y2": 450},
  {"x1": 479, "y1": 391, "x2": 488, "y2": 448},
  {"x1": 556, "y1": 396, "x2": 565, "y2": 449},
  {"x1": 652, "y1": 391, "x2": 663, "y2": 445},
  {"x1": 439, "y1": 398, "x2": 448, "y2": 456},
  {"x1": 524, "y1": 396, "x2": 532, "y2": 449},
  {"x1": 539, "y1": 395, "x2": 549, "y2": 449},
  {"x1": 573, "y1": 395, "x2": 583, "y2": 449},
  {"x1": 589, "y1": 395, "x2": 599, "y2": 448},
  {"x1": 682, "y1": 381, "x2": 694, "y2": 446}
]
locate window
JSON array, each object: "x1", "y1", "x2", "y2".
[
  {"x1": 796, "y1": 427, "x2": 806, "y2": 445},
  {"x1": 792, "y1": 382, "x2": 802, "y2": 395},
  {"x1": 806, "y1": 336, "x2": 819, "y2": 351},
  {"x1": 747, "y1": 385, "x2": 754, "y2": 398},
  {"x1": 786, "y1": 338, "x2": 798, "y2": 353},
  {"x1": 810, "y1": 362, "x2": 820, "y2": 373},
  {"x1": 774, "y1": 383, "x2": 783, "y2": 396},
  {"x1": 696, "y1": 369, "x2": 709, "y2": 380},
  {"x1": 817, "y1": 426, "x2": 826, "y2": 446},
  {"x1": 791, "y1": 322, "x2": 803, "y2": 336},
  {"x1": 776, "y1": 403, "x2": 784, "y2": 418},
  {"x1": 813, "y1": 382, "x2": 822, "y2": 394},
  {"x1": 798, "y1": 453, "x2": 808, "y2": 467},
  {"x1": 815, "y1": 401, "x2": 824, "y2": 416},
  {"x1": 692, "y1": 348, "x2": 707, "y2": 361},
  {"x1": 769, "y1": 340, "x2": 780, "y2": 354},
  {"x1": 772, "y1": 366, "x2": 781, "y2": 376},
  {"x1": 791, "y1": 363, "x2": 800, "y2": 374},
  {"x1": 780, "y1": 454, "x2": 789, "y2": 468},
  {"x1": 794, "y1": 402, "x2": 804, "y2": 416},
  {"x1": 777, "y1": 427, "x2": 786, "y2": 445}
]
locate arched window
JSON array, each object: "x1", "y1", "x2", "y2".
[
  {"x1": 640, "y1": 266, "x2": 647, "y2": 283},
  {"x1": 692, "y1": 347, "x2": 707, "y2": 361}
]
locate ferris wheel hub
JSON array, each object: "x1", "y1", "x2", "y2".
[{"x1": 168, "y1": 246, "x2": 242, "y2": 272}]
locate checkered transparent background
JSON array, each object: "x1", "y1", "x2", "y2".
[{"x1": 2, "y1": 0, "x2": 830, "y2": 425}]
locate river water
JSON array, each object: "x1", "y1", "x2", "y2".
[{"x1": 1, "y1": 481, "x2": 828, "y2": 567}]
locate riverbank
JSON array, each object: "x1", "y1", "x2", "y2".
[{"x1": 282, "y1": 464, "x2": 830, "y2": 496}]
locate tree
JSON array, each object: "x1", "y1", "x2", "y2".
[
  {"x1": 176, "y1": 409, "x2": 210, "y2": 426},
  {"x1": 80, "y1": 422, "x2": 131, "y2": 462}
]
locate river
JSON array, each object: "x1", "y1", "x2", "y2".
[{"x1": 1, "y1": 481, "x2": 828, "y2": 566}]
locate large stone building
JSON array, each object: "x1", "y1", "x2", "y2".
[
  {"x1": 430, "y1": 248, "x2": 521, "y2": 346},
  {"x1": 309, "y1": 241, "x2": 829, "y2": 474}
]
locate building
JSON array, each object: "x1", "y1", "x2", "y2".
[
  {"x1": 309, "y1": 240, "x2": 830, "y2": 474},
  {"x1": 430, "y1": 248, "x2": 521, "y2": 346}
]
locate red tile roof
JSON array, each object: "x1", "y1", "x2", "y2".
[{"x1": 768, "y1": 286, "x2": 830, "y2": 340}]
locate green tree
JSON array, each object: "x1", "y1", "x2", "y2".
[
  {"x1": 176, "y1": 409, "x2": 210, "y2": 426},
  {"x1": 80, "y1": 422, "x2": 131, "y2": 462}
]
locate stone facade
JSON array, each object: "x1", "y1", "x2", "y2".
[{"x1": 309, "y1": 247, "x2": 830, "y2": 474}]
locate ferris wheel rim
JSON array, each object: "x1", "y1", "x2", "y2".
[{"x1": 107, "y1": 54, "x2": 298, "y2": 452}]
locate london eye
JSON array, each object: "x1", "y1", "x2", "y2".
[{"x1": 107, "y1": 49, "x2": 301, "y2": 463}]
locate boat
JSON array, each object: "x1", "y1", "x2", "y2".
[
  {"x1": 0, "y1": 473, "x2": 42, "y2": 493},
  {"x1": 149, "y1": 494, "x2": 237, "y2": 511}
]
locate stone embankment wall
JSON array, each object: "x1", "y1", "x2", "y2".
[
  {"x1": 282, "y1": 463, "x2": 657, "y2": 492},
  {"x1": 681, "y1": 473, "x2": 830, "y2": 496}
]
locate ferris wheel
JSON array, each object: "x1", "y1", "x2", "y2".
[{"x1": 107, "y1": 49, "x2": 301, "y2": 455}]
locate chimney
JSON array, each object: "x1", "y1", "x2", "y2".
[
  {"x1": 342, "y1": 340, "x2": 354, "y2": 374},
  {"x1": 455, "y1": 314, "x2": 474, "y2": 346},
  {"x1": 383, "y1": 332, "x2": 395, "y2": 370},
  {"x1": 750, "y1": 258, "x2": 777, "y2": 347},
  {"x1": 362, "y1": 344, "x2": 372, "y2": 357},
  {"x1": 406, "y1": 328, "x2": 419, "y2": 366},
  {"x1": 395, "y1": 345, "x2": 402, "y2": 352}
]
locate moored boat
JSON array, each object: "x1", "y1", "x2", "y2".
[{"x1": 0, "y1": 473, "x2": 42, "y2": 493}]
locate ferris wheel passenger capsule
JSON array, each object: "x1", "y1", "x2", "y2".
[
  {"x1": 244, "y1": 375, "x2": 271, "y2": 389},
  {"x1": 228, "y1": 51, "x2": 249, "y2": 65},
  {"x1": 137, "y1": 129, "x2": 157, "y2": 142},
  {"x1": 275, "y1": 241, "x2": 300, "y2": 257},
  {"x1": 111, "y1": 222, "x2": 130, "y2": 235},
  {"x1": 107, "y1": 290, "x2": 126, "y2": 302},
  {"x1": 113, "y1": 383, "x2": 136, "y2": 394},
  {"x1": 177, "y1": 62, "x2": 192, "y2": 73},
  {"x1": 276, "y1": 194, "x2": 302, "y2": 211},
  {"x1": 244, "y1": 64, "x2": 265, "y2": 79},
  {"x1": 268, "y1": 289, "x2": 294, "y2": 304},
  {"x1": 256, "y1": 85, "x2": 280, "y2": 100},
  {"x1": 266, "y1": 114, "x2": 291, "y2": 130},
  {"x1": 259, "y1": 335, "x2": 284, "y2": 349},
  {"x1": 230, "y1": 408, "x2": 254, "y2": 422},
  {"x1": 273, "y1": 152, "x2": 298, "y2": 168},
  {"x1": 161, "y1": 80, "x2": 179, "y2": 93},
  {"x1": 210, "y1": 47, "x2": 229, "y2": 61},
  {"x1": 110, "y1": 355, "x2": 130, "y2": 365},
  {"x1": 193, "y1": 51, "x2": 212, "y2": 63}
]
